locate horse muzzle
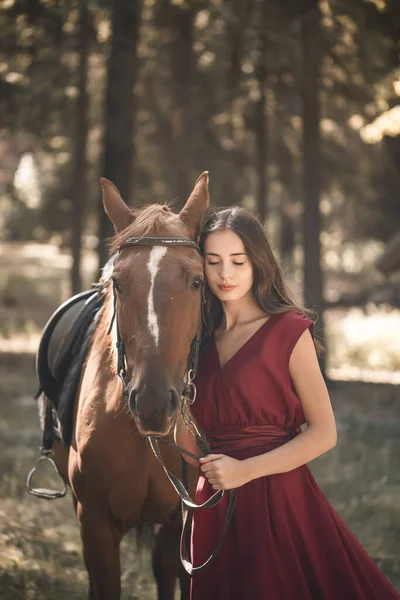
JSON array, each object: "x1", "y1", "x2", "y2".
[{"x1": 128, "y1": 385, "x2": 180, "y2": 435}]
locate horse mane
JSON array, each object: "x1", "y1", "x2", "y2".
[
  {"x1": 108, "y1": 203, "x2": 184, "y2": 254},
  {"x1": 94, "y1": 283, "x2": 118, "y2": 377}
]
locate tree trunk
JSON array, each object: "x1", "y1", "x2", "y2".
[
  {"x1": 301, "y1": 3, "x2": 324, "y2": 324},
  {"x1": 301, "y1": 2, "x2": 326, "y2": 376},
  {"x1": 275, "y1": 72, "x2": 296, "y2": 269},
  {"x1": 280, "y1": 204, "x2": 296, "y2": 269},
  {"x1": 98, "y1": 0, "x2": 143, "y2": 270},
  {"x1": 169, "y1": 4, "x2": 195, "y2": 207},
  {"x1": 153, "y1": 0, "x2": 197, "y2": 207},
  {"x1": 254, "y1": 0, "x2": 269, "y2": 225},
  {"x1": 70, "y1": 0, "x2": 89, "y2": 295}
]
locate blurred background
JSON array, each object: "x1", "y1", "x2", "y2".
[{"x1": 0, "y1": 0, "x2": 399, "y2": 598}]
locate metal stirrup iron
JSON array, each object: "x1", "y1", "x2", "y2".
[{"x1": 26, "y1": 397, "x2": 67, "y2": 499}]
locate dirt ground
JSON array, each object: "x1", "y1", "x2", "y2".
[
  {"x1": 0, "y1": 352, "x2": 161, "y2": 600},
  {"x1": 0, "y1": 242, "x2": 399, "y2": 598},
  {"x1": 1, "y1": 363, "x2": 399, "y2": 599},
  {"x1": 0, "y1": 244, "x2": 173, "y2": 599}
]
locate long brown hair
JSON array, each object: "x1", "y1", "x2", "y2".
[{"x1": 199, "y1": 206, "x2": 322, "y2": 352}]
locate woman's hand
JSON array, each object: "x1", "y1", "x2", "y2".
[{"x1": 199, "y1": 454, "x2": 251, "y2": 490}]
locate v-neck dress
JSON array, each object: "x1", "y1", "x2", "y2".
[{"x1": 189, "y1": 310, "x2": 399, "y2": 600}]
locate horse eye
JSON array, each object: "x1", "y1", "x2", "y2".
[
  {"x1": 191, "y1": 277, "x2": 203, "y2": 290},
  {"x1": 112, "y1": 279, "x2": 123, "y2": 294}
]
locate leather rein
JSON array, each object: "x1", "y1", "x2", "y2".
[{"x1": 109, "y1": 236, "x2": 236, "y2": 575}]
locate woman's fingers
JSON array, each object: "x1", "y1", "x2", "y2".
[
  {"x1": 199, "y1": 454, "x2": 223, "y2": 464},
  {"x1": 208, "y1": 478, "x2": 220, "y2": 490},
  {"x1": 203, "y1": 468, "x2": 216, "y2": 479},
  {"x1": 200, "y1": 463, "x2": 215, "y2": 474}
]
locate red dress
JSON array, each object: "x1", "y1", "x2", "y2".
[{"x1": 190, "y1": 311, "x2": 399, "y2": 600}]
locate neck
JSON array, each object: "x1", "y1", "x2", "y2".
[{"x1": 220, "y1": 292, "x2": 267, "y2": 331}]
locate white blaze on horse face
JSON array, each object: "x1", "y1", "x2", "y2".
[{"x1": 147, "y1": 247, "x2": 168, "y2": 346}]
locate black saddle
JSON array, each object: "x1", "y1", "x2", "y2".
[{"x1": 36, "y1": 288, "x2": 105, "y2": 446}]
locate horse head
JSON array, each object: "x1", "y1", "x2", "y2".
[{"x1": 101, "y1": 172, "x2": 209, "y2": 436}]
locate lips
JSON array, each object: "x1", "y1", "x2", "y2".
[{"x1": 218, "y1": 284, "x2": 236, "y2": 292}]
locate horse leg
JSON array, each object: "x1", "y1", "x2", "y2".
[
  {"x1": 77, "y1": 502, "x2": 123, "y2": 600},
  {"x1": 152, "y1": 512, "x2": 190, "y2": 600},
  {"x1": 178, "y1": 561, "x2": 190, "y2": 600},
  {"x1": 75, "y1": 501, "x2": 96, "y2": 600},
  {"x1": 152, "y1": 523, "x2": 178, "y2": 600}
]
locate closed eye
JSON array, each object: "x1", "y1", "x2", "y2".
[{"x1": 207, "y1": 261, "x2": 244, "y2": 266}]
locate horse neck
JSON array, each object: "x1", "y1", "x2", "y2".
[{"x1": 90, "y1": 285, "x2": 118, "y2": 378}]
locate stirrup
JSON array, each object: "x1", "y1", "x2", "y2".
[{"x1": 26, "y1": 451, "x2": 67, "y2": 499}]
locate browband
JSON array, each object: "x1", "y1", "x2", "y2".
[{"x1": 119, "y1": 236, "x2": 201, "y2": 254}]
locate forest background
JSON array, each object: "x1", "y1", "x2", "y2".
[{"x1": 0, "y1": 0, "x2": 399, "y2": 598}]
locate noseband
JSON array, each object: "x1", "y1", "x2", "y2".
[{"x1": 108, "y1": 235, "x2": 236, "y2": 576}]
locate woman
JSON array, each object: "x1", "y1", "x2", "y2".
[{"x1": 175, "y1": 206, "x2": 399, "y2": 600}]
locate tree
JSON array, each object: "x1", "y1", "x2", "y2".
[
  {"x1": 254, "y1": 0, "x2": 269, "y2": 224},
  {"x1": 301, "y1": 2, "x2": 324, "y2": 325},
  {"x1": 98, "y1": 0, "x2": 143, "y2": 269},
  {"x1": 70, "y1": 0, "x2": 90, "y2": 294}
]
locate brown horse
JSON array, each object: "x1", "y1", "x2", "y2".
[{"x1": 53, "y1": 172, "x2": 210, "y2": 600}]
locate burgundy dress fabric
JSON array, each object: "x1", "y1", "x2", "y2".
[{"x1": 190, "y1": 310, "x2": 399, "y2": 600}]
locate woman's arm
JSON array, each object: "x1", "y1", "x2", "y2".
[
  {"x1": 200, "y1": 329, "x2": 337, "y2": 489},
  {"x1": 174, "y1": 409, "x2": 203, "y2": 467}
]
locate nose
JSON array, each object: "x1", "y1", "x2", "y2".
[
  {"x1": 128, "y1": 386, "x2": 180, "y2": 429},
  {"x1": 129, "y1": 388, "x2": 138, "y2": 415},
  {"x1": 220, "y1": 262, "x2": 233, "y2": 281}
]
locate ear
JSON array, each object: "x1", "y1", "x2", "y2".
[
  {"x1": 179, "y1": 171, "x2": 210, "y2": 239},
  {"x1": 100, "y1": 178, "x2": 135, "y2": 233}
]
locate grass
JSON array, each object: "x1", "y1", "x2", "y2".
[
  {"x1": 0, "y1": 353, "x2": 160, "y2": 600},
  {"x1": 0, "y1": 241, "x2": 399, "y2": 597}
]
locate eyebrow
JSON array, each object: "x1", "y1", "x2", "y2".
[{"x1": 205, "y1": 252, "x2": 247, "y2": 257}]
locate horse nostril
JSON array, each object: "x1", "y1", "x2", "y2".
[
  {"x1": 129, "y1": 389, "x2": 138, "y2": 414},
  {"x1": 168, "y1": 388, "x2": 179, "y2": 416}
]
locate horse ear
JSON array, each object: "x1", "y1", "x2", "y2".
[
  {"x1": 100, "y1": 178, "x2": 135, "y2": 233},
  {"x1": 179, "y1": 171, "x2": 210, "y2": 239}
]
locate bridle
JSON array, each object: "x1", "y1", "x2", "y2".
[
  {"x1": 109, "y1": 236, "x2": 203, "y2": 406},
  {"x1": 108, "y1": 235, "x2": 236, "y2": 575}
]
